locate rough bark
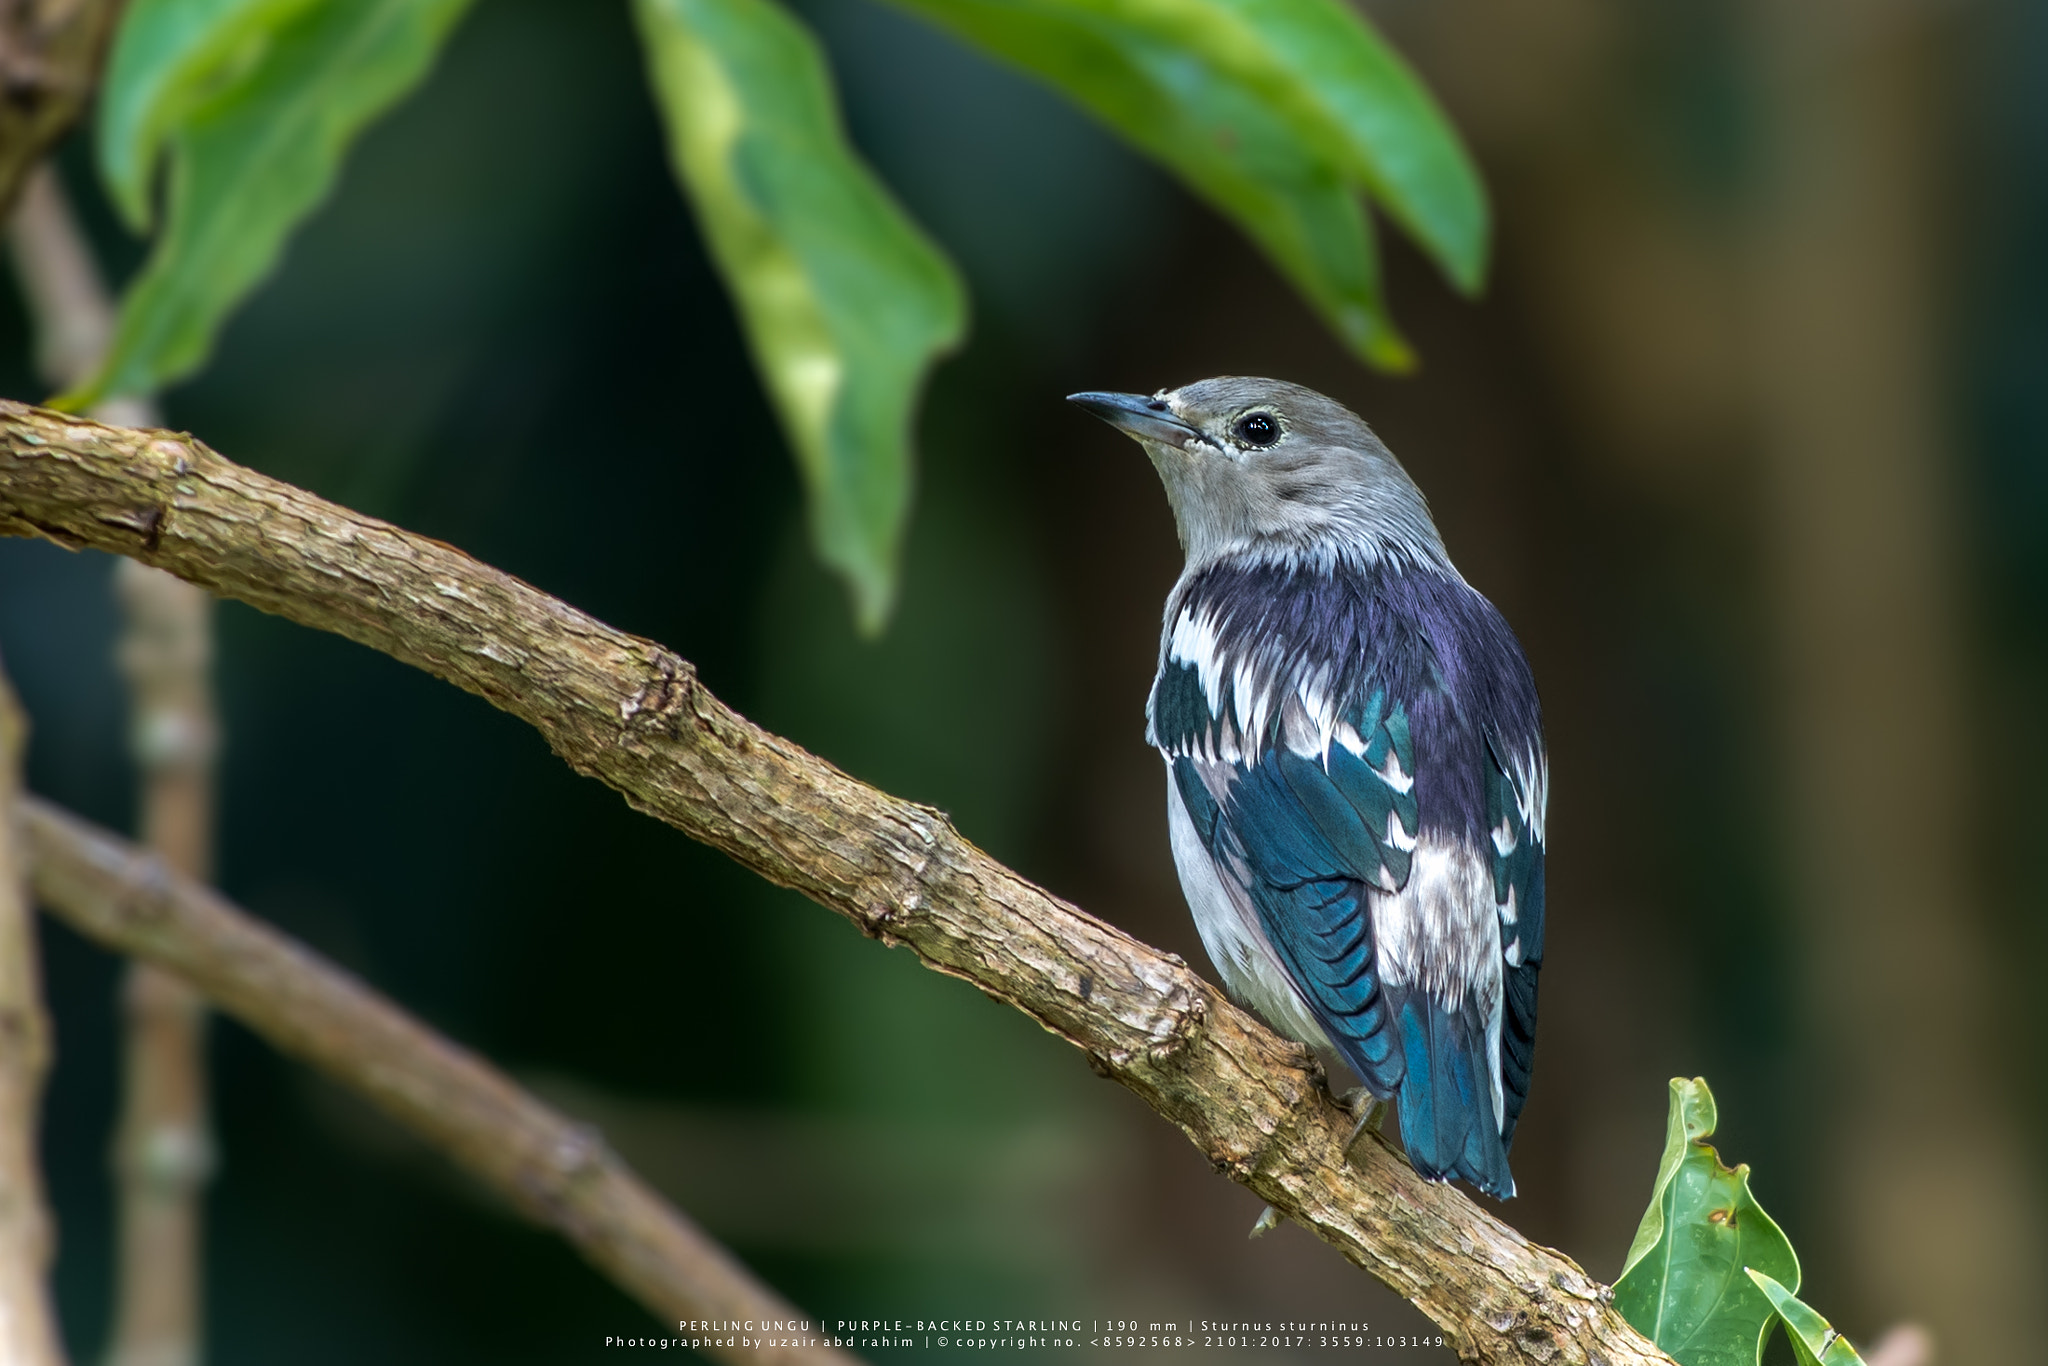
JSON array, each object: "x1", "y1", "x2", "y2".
[
  {"x1": 20, "y1": 797, "x2": 854, "y2": 1366},
  {"x1": 0, "y1": 401, "x2": 1671, "y2": 1366}
]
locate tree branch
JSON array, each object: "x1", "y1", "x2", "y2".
[
  {"x1": 0, "y1": 655, "x2": 68, "y2": 1366},
  {"x1": 21, "y1": 796, "x2": 858, "y2": 1366},
  {"x1": 0, "y1": 401, "x2": 1671, "y2": 1366}
]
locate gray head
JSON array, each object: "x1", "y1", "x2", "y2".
[{"x1": 1069, "y1": 377, "x2": 1448, "y2": 573}]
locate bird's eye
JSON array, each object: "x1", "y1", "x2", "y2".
[{"x1": 1233, "y1": 412, "x2": 1281, "y2": 447}]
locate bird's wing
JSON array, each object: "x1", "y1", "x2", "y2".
[
  {"x1": 1485, "y1": 730, "x2": 1545, "y2": 1144},
  {"x1": 1152, "y1": 564, "x2": 1542, "y2": 1197},
  {"x1": 1155, "y1": 655, "x2": 1420, "y2": 1095}
]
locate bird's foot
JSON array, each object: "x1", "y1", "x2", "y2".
[
  {"x1": 1338, "y1": 1088, "x2": 1386, "y2": 1161},
  {"x1": 1248, "y1": 1205, "x2": 1283, "y2": 1239}
]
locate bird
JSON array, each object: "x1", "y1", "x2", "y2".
[{"x1": 1069, "y1": 377, "x2": 1545, "y2": 1200}]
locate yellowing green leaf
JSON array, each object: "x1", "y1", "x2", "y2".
[
  {"x1": 1062, "y1": 0, "x2": 1487, "y2": 294},
  {"x1": 63, "y1": 0, "x2": 474, "y2": 410},
  {"x1": 1746, "y1": 1271, "x2": 1870, "y2": 1366},
  {"x1": 886, "y1": 0, "x2": 1492, "y2": 366},
  {"x1": 96, "y1": 0, "x2": 326, "y2": 232},
  {"x1": 894, "y1": 0, "x2": 1405, "y2": 367},
  {"x1": 635, "y1": 0, "x2": 967, "y2": 631},
  {"x1": 1613, "y1": 1078, "x2": 1801, "y2": 1366}
]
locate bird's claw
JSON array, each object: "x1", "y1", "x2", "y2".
[
  {"x1": 1248, "y1": 1205, "x2": 1282, "y2": 1239},
  {"x1": 1338, "y1": 1088, "x2": 1385, "y2": 1160}
]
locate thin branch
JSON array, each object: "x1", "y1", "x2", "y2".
[
  {"x1": 21, "y1": 796, "x2": 858, "y2": 1366},
  {"x1": 8, "y1": 164, "x2": 215, "y2": 1366},
  {"x1": 107, "y1": 559, "x2": 215, "y2": 1366},
  {"x1": 8, "y1": 166, "x2": 117, "y2": 398},
  {"x1": 0, "y1": 402, "x2": 1673, "y2": 1366},
  {"x1": 0, "y1": 656, "x2": 68, "y2": 1366}
]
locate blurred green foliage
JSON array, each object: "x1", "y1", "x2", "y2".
[
  {"x1": 634, "y1": 0, "x2": 968, "y2": 632},
  {"x1": 64, "y1": 0, "x2": 473, "y2": 409},
  {"x1": 63, "y1": 0, "x2": 1485, "y2": 624},
  {"x1": 95, "y1": 0, "x2": 323, "y2": 231}
]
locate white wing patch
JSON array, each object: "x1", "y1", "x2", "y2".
[
  {"x1": 1169, "y1": 602, "x2": 1367, "y2": 768},
  {"x1": 1168, "y1": 605, "x2": 1227, "y2": 715},
  {"x1": 1331, "y1": 721, "x2": 1368, "y2": 758},
  {"x1": 1511, "y1": 746, "x2": 1549, "y2": 843},
  {"x1": 1378, "y1": 746, "x2": 1414, "y2": 795},
  {"x1": 1372, "y1": 836, "x2": 1507, "y2": 1135},
  {"x1": 1277, "y1": 693, "x2": 1321, "y2": 760},
  {"x1": 1297, "y1": 665, "x2": 1340, "y2": 761}
]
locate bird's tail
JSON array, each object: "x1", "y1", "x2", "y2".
[{"x1": 1390, "y1": 993, "x2": 1514, "y2": 1199}]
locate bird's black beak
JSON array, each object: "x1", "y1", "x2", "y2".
[{"x1": 1067, "y1": 391, "x2": 1200, "y2": 445}]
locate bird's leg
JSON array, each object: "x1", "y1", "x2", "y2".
[
  {"x1": 1247, "y1": 1205, "x2": 1283, "y2": 1239},
  {"x1": 1338, "y1": 1087, "x2": 1386, "y2": 1161}
]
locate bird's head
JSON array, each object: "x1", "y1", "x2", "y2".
[{"x1": 1069, "y1": 377, "x2": 1446, "y2": 572}]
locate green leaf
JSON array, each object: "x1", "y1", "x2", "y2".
[
  {"x1": 635, "y1": 0, "x2": 967, "y2": 631},
  {"x1": 885, "y1": 0, "x2": 1493, "y2": 364},
  {"x1": 96, "y1": 0, "x2": 326, "y2": 232},
  {"x1": 1613, "y1": 1078, "x2": 1802, "y2": 1366},
  {"x1": 63, "y1": 0, "x2": 474, "y2": 409},
  {"x1": 1619, "y1": 1074, "x2": 1717, "y2": 1282},
  {"x1": 1068, "y1": 0, "x2": 1487, "y2": 294},
  {"x1": 1746, "y1": 1272, "x2": 1870, "y2": 1366}
]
